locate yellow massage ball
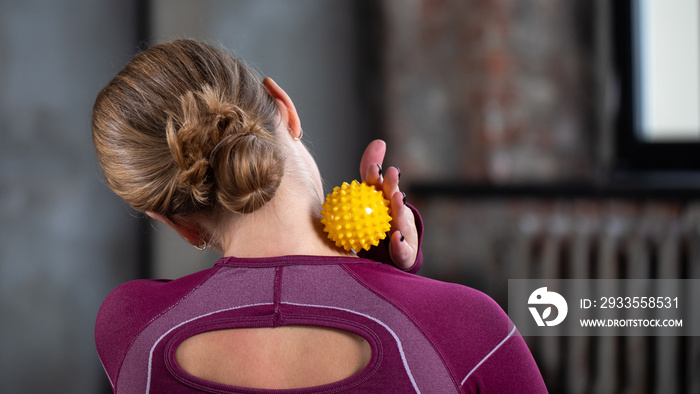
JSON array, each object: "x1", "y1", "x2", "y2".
[{"x1": 320, "y1": 180, "x2": 392, "y2": 252}]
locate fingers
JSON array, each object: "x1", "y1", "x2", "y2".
[
  {"x1": 358, "y1": 140, "x2": 419, "y2": 269},
  {"x1": 360, "y1": 139, "x2": 386, "y2": 185},
  {"x1": 364, "y1": 162, "x2": 383, "y2": 188},
  {"x1": 381, "y1": 166, "x2": 401, "y2": 204},
  {"x1": 387, "y1": 184, "x2": 418, "y2": 270},
  {"x1": 388, "y1": 231, "x2": 414, "y2": 270}
]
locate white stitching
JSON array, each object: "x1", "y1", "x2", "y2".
[
  {"x1": 460, "y1": 325, "x2": 517, "y2": 386},
  {"x1": 282, "y1": 301, "x2": 421, "y2": 394},
  {"x1": 145, "y1": 302, "x2": 274, "y2": 393}
]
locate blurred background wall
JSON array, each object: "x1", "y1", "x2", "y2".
[
  {"x1": 0, "y1": 1, "x2": 144, "y2": 392},
  {"x1": 1, "y1": 0, "x2": 699, "y2": 393},
  {"x1": 378, "y1": 1, "x2": 700, "y2": 393}
]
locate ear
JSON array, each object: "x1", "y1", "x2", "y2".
[
  {"x1": 263, "y1": 77, "x2": 302, "y2": 140},
  {"x1": 145, "y1": 211, "x2": 204, "y2": 248}
]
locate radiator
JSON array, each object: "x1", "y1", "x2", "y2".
[
  {"x1": 510, "y1": 202, "x2": 700, "y2": 394},
  {"x1": 420, "y1": 200, "x2": 700, "y2": 393}
]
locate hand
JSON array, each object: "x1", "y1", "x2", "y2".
[{"x1": 359, "y1": 139, "x2": 418, "y2": 270}]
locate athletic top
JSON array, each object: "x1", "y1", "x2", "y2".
[{"x1": 95, "y1": 255, "x2": 546, "y2": 393}]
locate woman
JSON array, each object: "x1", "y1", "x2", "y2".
[{"x1": 93, "y1": 39, "x2": 546, "y2": 393}]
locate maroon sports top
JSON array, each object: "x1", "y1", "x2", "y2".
[{"x1": 95, "y1": 254, "x2": 546, "y2": 393}]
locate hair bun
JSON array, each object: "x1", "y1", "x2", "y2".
[
  {"x1": 210, "y1": 128, "x2": 284, "y2": 214},
  {"x1": 166, "y1": 85, "x2": 284, "y2": 214}
]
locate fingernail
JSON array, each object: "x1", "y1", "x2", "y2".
[
  {"x1": 377, "y1": 164, "x2": 383, "y2": 176},
  {"x1": 400, "y1": 231, "x2": 405, "y2": 242},
  {"x1": 396, "y1": 166, "x2": 401, "y2": 180},
  {"x1": 402, "y1": 192, "x2": 407, "y2": 205}
]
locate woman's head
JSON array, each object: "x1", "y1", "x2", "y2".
[{"x1": 92, "y1": 39, "x2": 285, "y2": 220}]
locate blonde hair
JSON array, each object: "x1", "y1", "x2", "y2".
[{"x1": 92, "y1": 39, "x2": 284, "y2": 219}]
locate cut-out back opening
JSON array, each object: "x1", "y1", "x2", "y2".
[{"x1": 175, "y1": 325, "x2": 372, "y2": 389}]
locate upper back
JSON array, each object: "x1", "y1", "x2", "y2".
[{"x1": 96, "y1": 255, "x2": 544, "y2": 393}]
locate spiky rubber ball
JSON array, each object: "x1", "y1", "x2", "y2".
[{"x1": 321, "y1": 180, "x2": 392, "y2": 252}]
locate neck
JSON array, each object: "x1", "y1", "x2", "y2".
[{"x1": 216, "y1": 176, "x2": 354, "y2": 259}]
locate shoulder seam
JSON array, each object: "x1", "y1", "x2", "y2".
[
  {"x1": 460, "y1": 324, "x2": 517, "y2": 386},
  {"x1": 339, "y1": 264, "x2": 461, "y2": 391}
]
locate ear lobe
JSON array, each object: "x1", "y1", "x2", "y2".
[
  {"x1": 263, "y1": 78, "x2": 302, "y2": 139},
  {"x1": 145, "y1": 211, "x2": 204, "y2": 248}
]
